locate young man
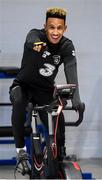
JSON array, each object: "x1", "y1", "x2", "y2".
[{"x1": 10, "y1": 7, "x2": 83, "y2": 175}]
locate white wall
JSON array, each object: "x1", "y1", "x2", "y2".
[{"x1": 0, "y1": 0, "x2": 102, "y2": 159}]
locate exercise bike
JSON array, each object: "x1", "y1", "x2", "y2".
[{"x1": 29, "y1": 84, "x2": 85, "y2": 179}]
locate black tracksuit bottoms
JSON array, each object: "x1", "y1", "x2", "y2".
[{"x1": 10, "y1": 85, "x2": 65, "y2": 148}]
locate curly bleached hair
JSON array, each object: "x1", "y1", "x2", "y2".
[{"x1": 46, "y1": 7, "x2": 67, "y2": 23}]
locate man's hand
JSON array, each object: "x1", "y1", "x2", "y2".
[
  {"x1": 33, "y1": 42, "x2": 46, "y2": 52},
  {"x1": 72, "y1": 102, "x2": 85, "y2": 126},
  {"x1": 73, "y1": 102, "x2": 85, "y2": 112}
]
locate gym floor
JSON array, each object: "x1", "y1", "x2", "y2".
[
  {"x1": 0, "y1": 158, "x2": 102, "y2": 179},
  {"x1": 0, "y1": 1, "x2": 102, "y2": 179}
]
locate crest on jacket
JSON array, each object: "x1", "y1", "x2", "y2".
[{"x1": 52, "y1": 55, "x2": 60, "y2": 65}]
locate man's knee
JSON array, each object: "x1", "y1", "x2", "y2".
[{"x1": 10, "y1": 85, "x2": 23, "y2": 105}]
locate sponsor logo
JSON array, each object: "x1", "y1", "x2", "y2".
[{"x1": 39, "y1": 63, "x2": 55, "y2": 77}]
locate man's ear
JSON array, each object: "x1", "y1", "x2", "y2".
[
  {"x1": 44, "y1": 24, "x2": 46, "y2": 31},
  {"x1": 64, "y1": 25, "x2": 67, "y2": 32}
]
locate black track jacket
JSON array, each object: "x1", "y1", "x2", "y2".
[{"x1": 12, "y1": 29, "x2": 81, "y2": 106}]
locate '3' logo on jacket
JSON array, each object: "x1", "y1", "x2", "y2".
[{"x1": 39, "y1": 63, "x2": 55, "y2": 77}]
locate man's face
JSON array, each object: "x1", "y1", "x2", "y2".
[{"x1": 44, "y1": 17, "x2": 67, "y2": 44}]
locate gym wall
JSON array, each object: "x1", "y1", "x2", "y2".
[{"x1": 0, "y1": 0, "x2": 102, "y2": 159}]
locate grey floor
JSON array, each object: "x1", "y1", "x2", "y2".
[
  {"x1": 79, "y1": 158, "x2": 102, "y2": 179},
  {"x1": 0, "y1": 0, "x2": 102, "y2": 179},
  {"x1": 0, "y1": 158, "x2": 102, "y2": 179}
]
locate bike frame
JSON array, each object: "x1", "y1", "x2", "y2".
[{"x1": 29, "y1": 84, "x2": 85, "y2": 179}]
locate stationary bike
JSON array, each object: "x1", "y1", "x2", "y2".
[{"x1": 29, "y1": 84, "x2": 85, "y2": 179}]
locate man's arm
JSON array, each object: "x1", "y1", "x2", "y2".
[
  {"x1": 63, "y1": 41, "x2": 81, "y2": 107},
  {"x1": 64, "y1": 56, "x2": 81, "y2": 107},
  {"x1": 26, "y1": 29, "x2": 46, "y2": 51}
]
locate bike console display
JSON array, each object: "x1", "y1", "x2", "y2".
[{"x1": 53, "y1": 84, "x2": 76, "y2": 99}]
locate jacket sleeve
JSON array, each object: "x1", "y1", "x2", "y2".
[
  {"x1": 63, "y1": 44, "x2": 81, "y2": 106},
  {"x1": 25, "y1": 29, "x2": 42, "y2": 49}
]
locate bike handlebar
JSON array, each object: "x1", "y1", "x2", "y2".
[
  {"x1": 64, "y1": 102, "x2": 85, "y2": 126},
  {"x1": 32, "y1": 102, "x2": 85, "y2": 127}
]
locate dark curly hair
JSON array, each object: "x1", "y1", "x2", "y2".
[{"x1": 46, "y1": 7, "x2": 67, "y2": 23}]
